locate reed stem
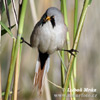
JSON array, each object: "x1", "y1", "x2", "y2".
[
  {"x1": 62, "y1": 0, "x2": 91, "y2": 100},
  {"x1": 4, "y1": 1, "x2": 28, "y2": 100}
]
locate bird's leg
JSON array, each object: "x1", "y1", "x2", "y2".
[
  {"x1": 59, "y1": 49, "x2": 79, "y2": 57},
  {"x1": 20, "y1": 37, "x2": 32, "y2": 47}
]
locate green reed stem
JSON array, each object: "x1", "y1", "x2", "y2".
[
  {"x1": 4, "y1": 1, "x2": 28, "y2": 100},
  {"x1": 61, "y1": 0, "x2": 70, "y2": 87},
  {"x1": 71, "y1": 1, "x2": 78, "y2": 100},
  {"x1": 62, "y1": 0, "x2": 92, "y2": 100}
]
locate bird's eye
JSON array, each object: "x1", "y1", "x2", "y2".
[
  {"x1": 42, "y1": 16, "x2": 51, "y2": 26},
  {"x1": 43, "y1": 18, "x2": 46, "y2": 22},
  {"x1": 41, "y1": 17, "x2": 47, "y2": 26},
  {"x1": 42, "y1": 20, "x2": 46, "y2": 26}
]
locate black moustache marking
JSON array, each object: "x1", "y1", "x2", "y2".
[
  {"x1": 50, "y1": 16, "x2": 56, "y2": 28},
  {"x1": 41, "y1": 15, "x2": 56, "y2": 28},
  {"x1": 41, "y1": 13, "x2": 47, "y2": 26}
]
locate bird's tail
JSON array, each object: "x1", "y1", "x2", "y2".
[{"x1": 33, "y1": 51, "x2": 50, "y2": 93}]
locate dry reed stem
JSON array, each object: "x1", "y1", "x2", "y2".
[
  {"x1": 0, "y1": 3, "x2": 2, "y2": 100},
  {"x1": 45, "y1": 75, "x2": 51, "y2": 100},
  {"x1": 13, "y1": 47, "x2": 20, "y2": 100},
  {"x1": 0, "y1": 66, "x2": 2, "y2": 100}
]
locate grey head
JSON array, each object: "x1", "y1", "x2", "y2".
[{"x1": 39, "y1": 7, "x2": 65, "y2": 28}]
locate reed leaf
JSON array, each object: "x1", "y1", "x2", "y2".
[{"x1": 0, "y1": 21, "x2": 14, "y2": 38}]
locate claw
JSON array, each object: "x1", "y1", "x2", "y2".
[
  {"x1": 68, "y1": 49, "x2": 79, "y2": 57},
  {"x1": 20, "y1": 37, "x2": 24, "y2": 43},
  {"x1": 59, "y1": 49, "x2": 79, "y2": 57},
  {"x1": 20, "y1": 37, "x2": 32, "y2": 47}
]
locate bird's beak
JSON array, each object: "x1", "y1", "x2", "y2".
[{"x1": 46, "y1": 16, "x2": 51, "y2": 21}]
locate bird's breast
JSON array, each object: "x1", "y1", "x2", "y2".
[{"x1": 35, "y1": 21, "x2": 67, "y2": 54}]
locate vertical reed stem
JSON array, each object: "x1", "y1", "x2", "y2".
[
  {"x1": 62, "y1": 0, "x2": 91, "y2": 100},
  {"x1": 4, "y1": 1, "x2": 28, "y2": 100}
]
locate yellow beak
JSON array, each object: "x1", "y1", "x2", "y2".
[{"x1": 46, "y1": 16, "x2": 51, "y2": 21}]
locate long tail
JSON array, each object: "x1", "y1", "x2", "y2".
[{"x1": 33, "y1": 51, "x2": 50, "y2": 93}]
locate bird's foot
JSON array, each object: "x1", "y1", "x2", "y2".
[
  {"x1": 66, "y1": 49, "x2": 78, "y2": 57},
  {"x1": 20, "y1": 37, "x2": 25, "y2": 43},
  {"x1": 59, "y1": 49, "x2": 79, "y2": 57},
  {"x1": 20, "y1": 37, "x2": 32, "y2": 47}
]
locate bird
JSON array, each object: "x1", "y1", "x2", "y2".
[
  {"x1": 31, "y1": 7, "x2": 67, "y2": 93},
  {"x1": 21, "y1": 7, "x2": 77, "y2": 93}
]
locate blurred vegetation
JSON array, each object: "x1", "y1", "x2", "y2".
[{"x1": 1, "y1": 0, "x2": 100, "y2": 100}]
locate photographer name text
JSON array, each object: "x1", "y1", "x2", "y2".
[{"x1": 67, "y1": 88, "x2": 96, "y2": 92}]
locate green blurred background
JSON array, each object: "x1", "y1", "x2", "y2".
[{"x1": 1, "y1": 0, "x2": 100, "y2": 100}]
